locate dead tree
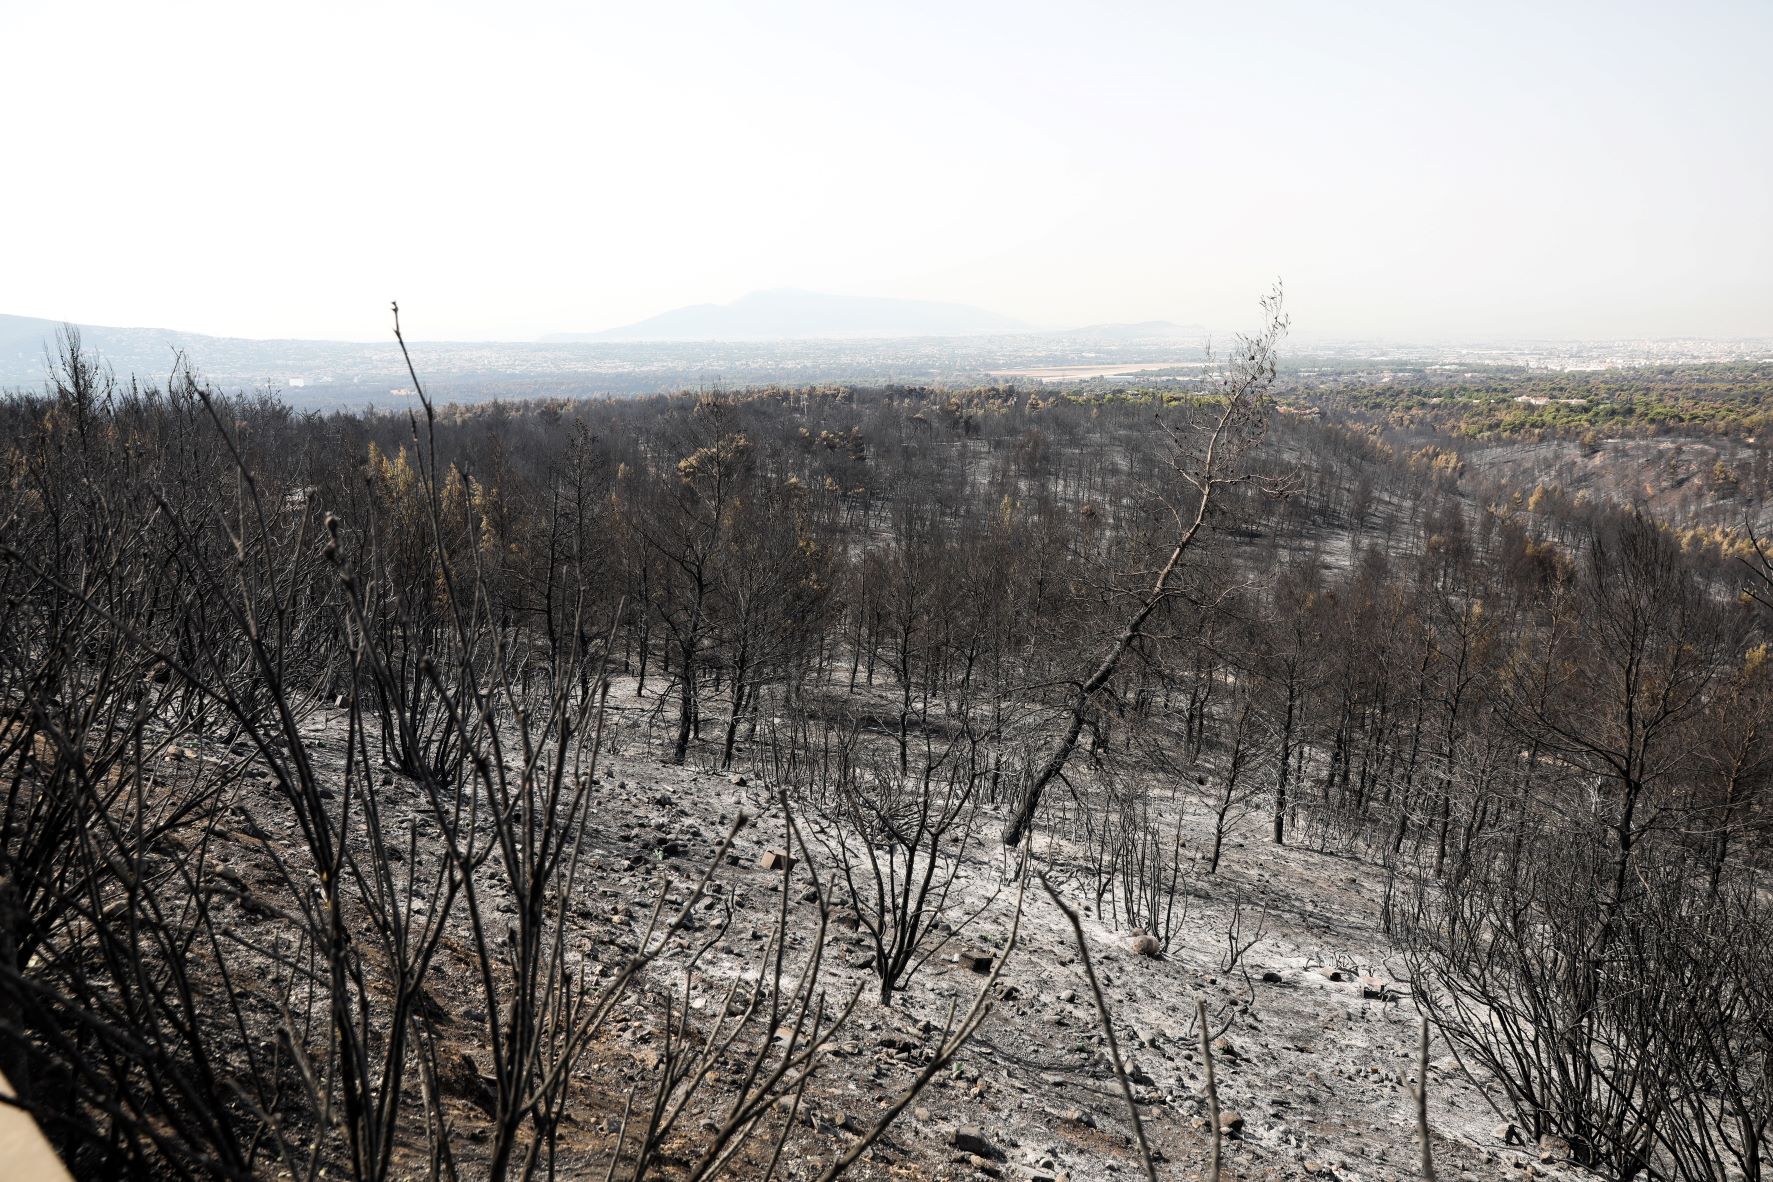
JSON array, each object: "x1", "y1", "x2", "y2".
[{"x1": 1002, "y1": 289, "x2": 1288, "y2": 846}]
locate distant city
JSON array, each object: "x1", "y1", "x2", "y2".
[{"x1": 3, "y1": 306, "x2": 1769, "y2": 411}]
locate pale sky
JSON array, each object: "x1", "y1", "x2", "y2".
[{"x1": 5, "y1": 0, "x2": 1770, "y2": 342}]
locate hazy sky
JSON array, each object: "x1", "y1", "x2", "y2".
[{"x1": 6, "y1": 0, "x2": 1770, "y2": 342}]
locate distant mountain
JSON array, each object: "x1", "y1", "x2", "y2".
[
  {"x1": 0, "y1": 312, "x2": 415, "y2": 391},
  {"x1": 0, "y1": 312, "x2": 241, "y2": 383},
  {"x1": 0, "y1": 313, "x2": 63, "y2": 359},
  {"x1": 546, "y1": 289, "x2": 1031, "y2": 342}
]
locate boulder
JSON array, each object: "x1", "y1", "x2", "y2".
[
  {"x1": 1538, "y1": 1133, "x2": 1573, "y2": 1162},
  {"x1": 951, "y1": 1125, "x2": 993, "y2": 1155}
]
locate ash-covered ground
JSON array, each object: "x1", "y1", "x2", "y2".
[{"x1": 192, "y1": 674, "x2": 1594, "y2": 1182}]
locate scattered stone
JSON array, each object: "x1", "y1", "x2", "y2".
[
  {"x1": 1538, "y1": 1133, "x2": 1573, "y2": 1162},
  {"x1": 1126, "y1": 930, "x2": 1160, "y2": 957},
  {"x1": 1218, "y1": 1110, "x2": 1245, "y2": 1136},
  {"x1": 961, "y1": 949, "x2": 996, "y2": 973},
  {"x1": 759, "y1": 849, "x2": 793, "y2": 872},
  {"x1": 1495, "y1": 1121, "x2": 1524, "y2": 1145},
  {"x1": 951, "y1": 1125, "x2": 993, "y2": 1155}
]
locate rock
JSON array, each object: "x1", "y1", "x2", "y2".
[
  {"x1": 1127, "y1": 930, "x2": 1160, "y2": 957},
  {"x1": 1495, "y1": 1121, "x2": 1524, "y2": 1145},
  {"x1": 961, "y1": 949, "x2": 996, "y2": 973},
  {"x1": 1061, "y1": 1107, "x2": 1094, "y2": 1128},
  {"x1": 951, "y1": 1125, "x2": 993, "y2": 1155},
  {"x1": 1218, "y1": 1110, "x2": 1245, "y2": 1136},
  {"x1": 759, "y1": 849, "x2": 793, "y2": 872},
  {"x1": 913, "y1": 1106, "x2": 933, "y2": 1122},
  {"x1": 1359, "y1": 974, "x2": 1392, "y2": 1000},
  {"x1": 1538, "y1": 1133, "x2": 1572, "y2": 1162},
  {"x1": 1261, "y1": 970, "x2": 1283, "y2": 983},
  {"x1": 730, "y1": 773, "x2": 748, "y2": 786},
  {"x1": 441, "y1": 1053, "x2": 496, "y2": 1114}
]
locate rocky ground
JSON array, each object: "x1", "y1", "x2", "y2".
[{"x1": 195, "y1": 675, "x2": 1598, "y2": 1182}]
